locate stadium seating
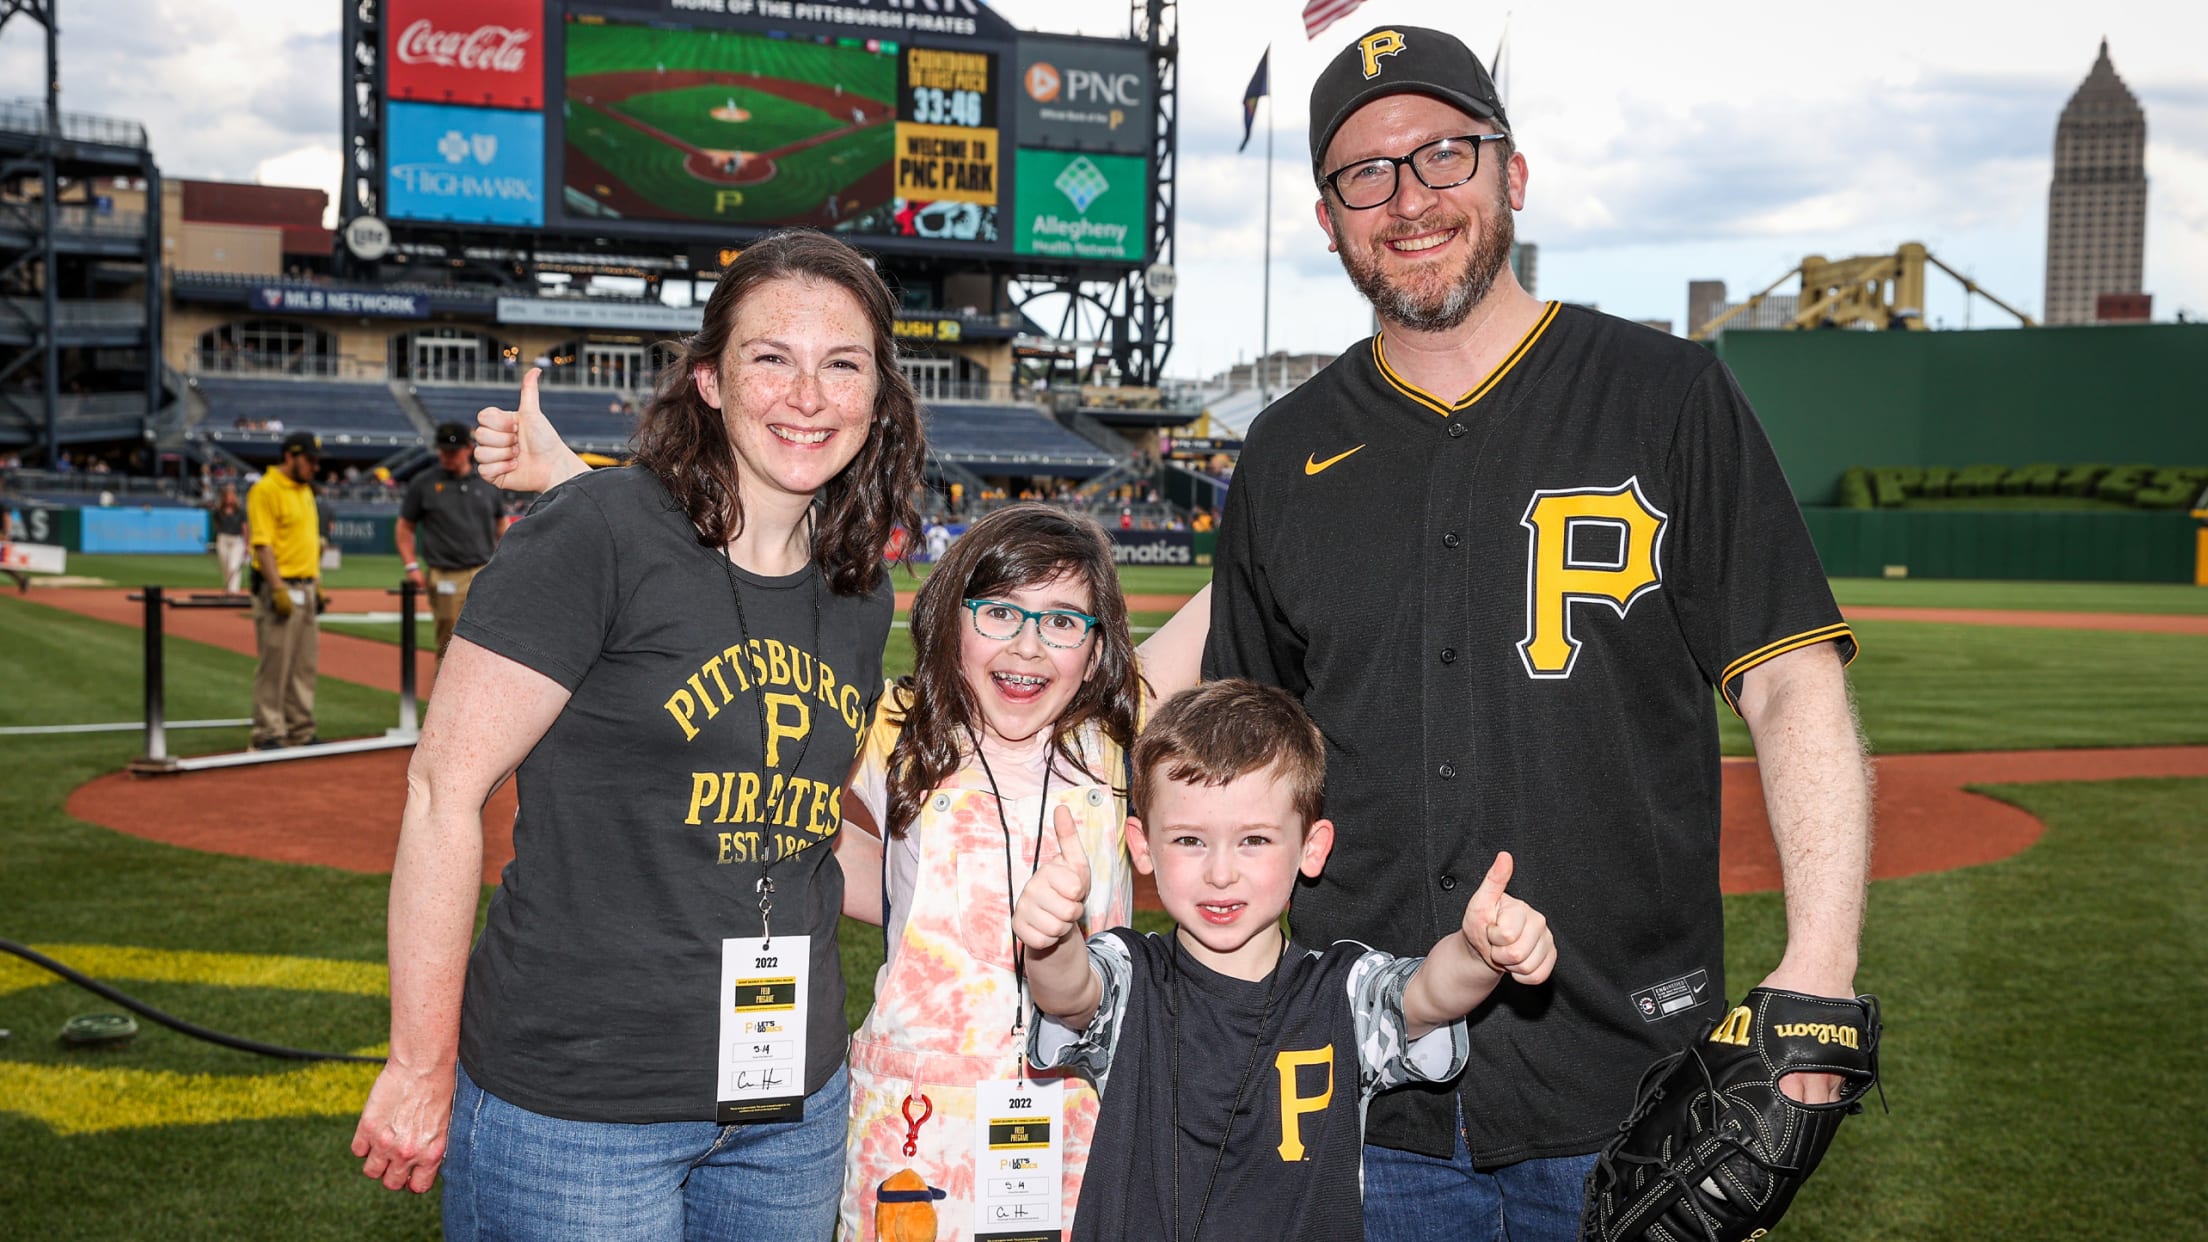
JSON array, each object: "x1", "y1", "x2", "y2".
[
  {"x1": 921, "y1": 403, "x2": 1121, "y2": 477},
  {"x1": 410, "y1": 385, "x2": 642, "y2": 450},
  {"x1": 194, "y1": 378, "x2": 418, "y2": 459}
]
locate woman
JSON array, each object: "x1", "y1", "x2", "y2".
[
  {"x1": 352, "y1": 231, "x2": 926, "y2": 1240},
  {"x1": 209, "y1": 484, "x2": 247, "y2": 593}
]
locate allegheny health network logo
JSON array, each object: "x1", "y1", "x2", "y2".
[{"x1": 1053, "y1": 156, "x2": 1110, "y2": 213}]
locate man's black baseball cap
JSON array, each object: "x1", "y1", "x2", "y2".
[
  {"x1": 434, "y1": 421, "x2": 472, "y2": 449},
  {"x1": 281, "y1": 430, "x2": 322, "y2": 458},
  {"x1": 1309, "y1": 25, "x2": 1510, "y2": 175}
]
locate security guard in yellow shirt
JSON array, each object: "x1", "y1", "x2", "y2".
[{"x1": 247, "y1": 430, "x2": 327, "y2": 749}]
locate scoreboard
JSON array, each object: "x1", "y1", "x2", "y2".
[{"x1": 368, "y1": 0, "x2": 1155, "y2": 265}]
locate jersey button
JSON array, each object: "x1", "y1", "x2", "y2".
[
  {"x1": 1438, "y1": 763, "x2": 1456, "y2": 779},
  {"x1": 1447, "y1": 423, "x2": 1467, "y2": 439},
  {"x1": 1443, "y1": 532, "x2": 1462, "y2": 548},
  {"x1": 1440, "y1": 647, "x2": 1457, "y2": 664},
  {"x1": 1439, "y1": 874, "x2": 1459, "y2": 892}
]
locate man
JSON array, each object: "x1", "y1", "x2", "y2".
[
  {"x1": 1202, "y1": 27, "x2": 1872, "y2": 1241},
  {"x1": 396, "y1": 421, "x2": 505, "y2": 660},
  {"x1": 247, "y1": 430, "x2": 326, "y2": 749}
]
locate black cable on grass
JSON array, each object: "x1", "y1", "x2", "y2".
[{"x1": 0, "y1": 938, "x2": 386, "y2": 1064}]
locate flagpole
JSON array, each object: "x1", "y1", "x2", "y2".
[{"x1": 1261, "y1": 91, "x2": 1273, "y2": 406}]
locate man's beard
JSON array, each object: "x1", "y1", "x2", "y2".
[{"x1": 1335, "y1": 191, "x2": 1515, "y2": 334}]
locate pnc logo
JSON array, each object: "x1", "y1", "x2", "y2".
[
  {"x1": 1025, "y1": 61, "x2": 1062, "y2": 102},
  {"x1": 1359, "y1": 30, "x2": 1407, "y2": 79}
]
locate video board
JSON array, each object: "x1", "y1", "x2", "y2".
[
  {"x1": 561, "y1": 21, "x2": 998, "y2": 244},
  {"x1": 377, "y1": 0, "x2": 1152, "y2": 266}
]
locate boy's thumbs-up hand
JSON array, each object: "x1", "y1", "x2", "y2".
[
  {"x1": 1460, "y1": 851, "x2": 1556, "y2": 985},
  {"x1": 1013, "y1": 806, "x2": 1092, "y2": 952}
]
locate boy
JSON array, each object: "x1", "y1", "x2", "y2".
[{"x1": 1013, "y1": 680, "x2": 1556, "y2": 1241}]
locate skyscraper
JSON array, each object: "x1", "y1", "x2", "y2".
[{"x1": 2043, "y1": 40, "x2": 2147, "y2": 326}]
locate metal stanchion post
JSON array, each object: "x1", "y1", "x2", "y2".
[
  {"x1": 143, "y1": 585, "x2": 166, "y2": 762},
  {"x1": 127, "y1": 586, "x2": 183, "y2": 774},
  {"x1": 394, "y1": 577, "x2": 420, "y2": 737}
]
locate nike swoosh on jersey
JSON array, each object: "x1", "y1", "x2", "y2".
[{"x1": 1304, "y1": 445, "x2": 1367, "y2": 475}]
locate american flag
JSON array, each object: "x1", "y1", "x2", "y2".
[{"x1": 1302, "y1": 0, "x2": 1367, "y2": 39}]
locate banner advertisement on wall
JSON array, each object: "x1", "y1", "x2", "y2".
[
  {"x1": 249, "y1": 285, "x2": 429, "y2": 318},
  {"x1": 1105, "y1": 527, "x2": 1191, "y2": 566},
  {"x1": 1014, "y1": 37, "x2": 1153, "y2": 156},
  {"x1": 386, "y1": 101, "x2": 547, "y2": 226},
  {"x1": 385, "y1": 0, "x2": 545, "y2": 110},
  {"x1": 1013, "y1": 149, "x2": 1146, "y2": 263}
]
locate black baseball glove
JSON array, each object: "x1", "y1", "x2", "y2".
[{"x1": 1580, "y1": 987, "x2": 1882, "y2": 1242}]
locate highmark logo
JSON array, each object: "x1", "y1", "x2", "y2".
[
  {"x1": 1053, "y1": 156, "x2": 1110, "y2": 213},
  {"x1": 437, "y1": 130, "x2": 499, "y2": 165}
]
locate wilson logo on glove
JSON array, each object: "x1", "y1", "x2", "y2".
[{"x1": 1581, "y1": 987, "x2": 1884, "y2": 1242}]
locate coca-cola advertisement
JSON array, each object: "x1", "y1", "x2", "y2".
[{"x1": 386, "y1": 0, "x2": 543, "y2": 111}]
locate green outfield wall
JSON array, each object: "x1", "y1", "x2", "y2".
[
  {"x1": 1801, "y1": 507, "x2": 2199, "y2": 582},
  {"x1": 1715, "y1": 323, "x2": 2208, "y2": 504}
]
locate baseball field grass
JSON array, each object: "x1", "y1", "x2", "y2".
[{"x1": 1, "y1": 573, "x2": 2203, "y2": 1239}]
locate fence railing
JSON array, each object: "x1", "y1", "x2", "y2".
[
  {"x1": 0, "y1": 99, "x2": 149, "y2": 147},
  {"x1": 0, "y1": 298, "x2": 147, "y2": 328},
  {"x1": 188, "y1": 351, "x2": 385, "y2": 381},
  {"x1": 909, "y1": 379, "x2": 1035, "y2": 406}
]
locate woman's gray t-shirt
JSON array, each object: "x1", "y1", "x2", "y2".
[{"x1": 454, "y1": 466, "x2": 888, "y2": 1122}]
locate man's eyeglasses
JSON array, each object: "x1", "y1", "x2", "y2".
[
  {"x1": 1323, "y1": 133, "x2": 1509, "y2": 211},
  {"x1": 963, "y1": 598, "x2": 1099, "y2": 648}
]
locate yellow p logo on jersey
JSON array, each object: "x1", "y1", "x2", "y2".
[
  {"x1": 1359, "y1": 30, "x2": 1407, "y2": 79},
  {"x1": 1518, "y1": 479, "x2": 1668, "y2": 677},
  {"x1": 1274, "y1": 1046, "x2": 1334, "y2": 1161}
]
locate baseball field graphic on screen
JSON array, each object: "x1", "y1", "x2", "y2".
[{"x1": 562, "y1": 20, "x2": 898, "y2": 228}]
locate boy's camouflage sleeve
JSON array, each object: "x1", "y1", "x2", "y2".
[
  {"x1": 1025, "y1": 932, "x2": 1135, "y2": 1094},
  {"x1": 1347, "y1": 948, "x2": 1471, "y2": 1097}
]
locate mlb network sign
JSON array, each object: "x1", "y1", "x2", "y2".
[
  {"x1": 1015, "y1": 37, "x2": 1152, "y2": 156},
  {"x1": 386, "y1": 101, "x2": 545, "y2": 227},
  {"x1": 385, "y1": 0, "x2": 543, "y2": 109}
]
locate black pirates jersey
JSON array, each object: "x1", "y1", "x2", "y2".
[
  {"x1": 1203, "y1": 302, "x2": 1855, "y2": 1165},
  {"x1": 1032, "y1": 932, "x2": 1469, "y2": 1242}
]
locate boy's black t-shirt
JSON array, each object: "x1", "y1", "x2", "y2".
[
  {"x1": 453, "y1": 466, "x2": 888, "y2": 1122},
  {"x1": 1032, "y1": 930, "x2": 1467, "y2": 1241}
]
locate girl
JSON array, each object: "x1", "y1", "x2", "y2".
[{"x1": 832, "y1": 502, "x2": 1210, "y2": 1240}]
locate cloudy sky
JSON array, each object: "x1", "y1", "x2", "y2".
[{"x1": 4, "y1": 0, "x2": 2200, "y2": 382}]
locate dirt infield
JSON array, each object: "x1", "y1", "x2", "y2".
[
  {"x1": 1840, "y1": 605, "x2": 2208, "y2": 635},
  {"x1": 28, "y1": 587, "x2": 2208, "y2": 902},
  {"x1": 58, "y1": 742, "x2": 2208, "y2": 901}
]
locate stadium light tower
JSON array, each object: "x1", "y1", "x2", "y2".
[
  {"x1": 1008, "y1": 0, "x2": 1177, "y2": 388},
  {"x1": 0, "y1": 0, "x2": 61, "y2": 463},
  {"x1": 1126, "y1": 0, "x2": 1177, "y2": 385}
]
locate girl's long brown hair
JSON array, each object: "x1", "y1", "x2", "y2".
[
  {"x1": 883, "y1": 504, "x2": 1145, "y2": 837},
  {"x1": 632, "y1": 230, "x2": 924, "y2": 596}
]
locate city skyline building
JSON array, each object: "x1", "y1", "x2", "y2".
[{"x1": 2043, "y1": 39, "x2": 2148, "y2": 325}]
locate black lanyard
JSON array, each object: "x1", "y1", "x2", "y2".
[
  {"x1": 1167, "y1": 935, "x2": 1289, "y2": 1242},
  {"x1": 970, "y1": 727, "x2": 1053, "y2": 1052},
  {"x1": 718, "y1": 548, "x2": 820, "y2": 945}
]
